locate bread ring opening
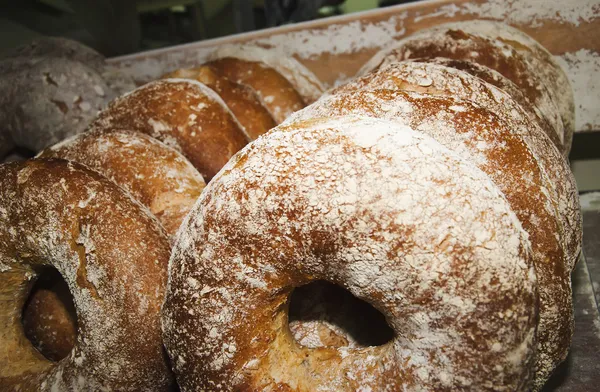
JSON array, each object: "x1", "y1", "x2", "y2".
[
  {"x1": 288, "y1": 280, "x2": 394, "y2": 349},
  {"x1": 22, "y1": 266, "x2": 78, "y2": 362}
]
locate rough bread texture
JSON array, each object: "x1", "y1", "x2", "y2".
[
  {"x1": 28, "y1": 130, "x2": 203, "y2": 363},
  {"x1": 0, "y1": 57, "x2": 117, "y2": 152},
  {"x1": 328, "y1": 61, "x2": 581, "y2": 270},
  {"x1": 205, "y1": 57, "x2": 306, "y2": 123},
  {"x1": 430, "y1": 20, "x2": 574, "y2": 153},
  {"x1": 164, "y1": 66, "x2": 276, "y2": 140},
  {"x1": 91, "y1": 79, "x2": 250, "y2": 182},
  {"x1": 290, "y1": 84, "x2": 574, "y2": 389},
  {"x1": 207, "y1": 44, "x2": 325, "y2": 104},
  {"x1": 415, "y1": 57, "x2": 564, "y2": 152},
  {"x1": 163, "y1": 116, "x2": 537, "y2": 391},
  {"x1": 39, "y1": 128, "x2": 205, "y2": 240},
  {"x1": 0, "y1": 159, "x2": 172, "y2": 391},
  {"x1": 359, "y1": 22, "x2": 567, "y2": 155}
]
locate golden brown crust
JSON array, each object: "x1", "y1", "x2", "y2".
[
  {"x1": 206, "y1": 58, "x2": 306, "y2": 123},
  {"x1": 291, "y1": 87, "x2": 573, "y2": 389},
  {"x1": 28, "y1": 129, "x2": 204, "y2": 371},
  {"x1": 429, "y1": 21, "x2": 575, "y2": 154},
  {"x1": 163, "y1": 116, "x2": 538, "y2": 391},
  {"x1": 0, "y1": 159, "x2": 172, "y2": 391},
  {"x1": 360, "y1": 23, "x2": 567, "y2": 155},
  {"x1": 416, "y1": 57, "x2": 564, "y2": 152},
  {"x1": 164, "y1": 66, "x2": 276, "y2": 140},
  {"x1": 206, "y1": 44, "x2": 325, "y2": 104},
  {"x1": 91, "y1": 79, "x2": 250, "y2": 182},
  {"x1": 39, "y1": 128, "x2": 205, "y2": 239}
]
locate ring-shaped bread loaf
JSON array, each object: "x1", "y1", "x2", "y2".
[
  {"x1": 289, "y1": 84, "x2": 572, "y2": 388},
  {"x1": 205, "y1": 45, "x2": 322, "y2": 123},
  {"x1": 162, "y1": 116, "x2": 537, "y2": 391},
  {"x1": 423, "y1": 21, "x2": 574, "y2": 152},
  {"x1": 328, "y1": 61, "x2": 581, "y2": 271},
  {"x1": 39, "y1": 128, "x2": 205, "y2": 240},
  {"x1": 359, "y1": 22, "x2": 567, "y2": 155},
  {"x1": 90, "y1": 79, "x2": 251, "y2": 182},
  {"x1": 24, "y1": 129, "x2": 204, "y2": 369},
  {"x1": 0, "y1": 159, "x2": 171, "y2": 391},
  {"x1": 163, "y1": 66, "x2": 276, "y2": 140},
  {"x1": 206, "y1": 44, "x2": 325, "y2": 104}
]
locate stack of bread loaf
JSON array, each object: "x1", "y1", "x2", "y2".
[
  {"x1": 0, "y1": 41, "x2": 324, "y2": 391},
  {"x1": 0, "y1": 19, "x2": 582, "y2": 392}
]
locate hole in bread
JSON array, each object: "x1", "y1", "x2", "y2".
[
  {"x1": 22, "y1": 267, "x2": 78, "y2": 362},
  {"x1": 288, "y1": 280, "x2": 394, "y2": 349}
]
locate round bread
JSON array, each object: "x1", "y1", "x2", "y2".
[
  {"x1": 0, "y1": 159, "x2": 171, "y2": 391},
  {"x1": 205, "y1": 54, "x2": 307, "y2": 123},
  {"x1": 330, "y1": 61, "x2": 581, "y2": 271},
  {"x1": 39, "y1": 128, "x2": 205, "y2": 239},
  {"x1": 290, "y1": 87, "x2": 572, "y2": 388},
  {"x1": 164, "y1": 66, "x2": 276, "y2": 140},
  {"x1": 0, "y1": 57, "x2": 117, "y2": 153},
  {"x1": 90, "y1": 79, "x2": 250, "y2": 182},
  {"x1": 163, "y1": 116, "x2": 537, "y2": 391},
  {"x1": 359, "y1": 22, "x2": 566, "y2": 154},
  {"x1": 207, "y1": 44, "x2": 325, "y2": 104},
  {"x1": 26, "y1": 129, "x2": 204, "y2": 366},
  {"x1": 415, "y1": 57, "x2": 564, "y2": 152},
  {"x1": 429, "y1": 21, "x2": 574, "y2": 153}
]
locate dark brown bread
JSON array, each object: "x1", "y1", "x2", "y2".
[
  {"x1": 91, "y1": 79, "x2": 251, "y2": 182},
  {"x1": 0, "y1": 159, "x2": 172, "y2": 391},
  {"x1": 206, "y1": 57, "x2": 306, "y2": 124},
  {"x1": 164, "y1": 66, "x2": 276, "y2": 140}
]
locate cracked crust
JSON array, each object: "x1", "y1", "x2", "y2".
[
  {"x1": 39, "y1": 128, "x2": 205, "y2": 240},
  {"x1": 163, "y1": 66, "x2": 276, "y2": 140},
  {"x1": 359, "y1": 21, "x2": 567, "y2": 156},
  {"x1": 90, "y1": 79, "x2": 250, "y2": 182},
  {"x1": 0, "y1": 159, "x2": 172, "y2": 391},
  {"x1": 163, "y1": 116, "x2": 537, "y2": 391},
  {"x1": 422, "y1": 21, "x2": 575, "y2": 154}
]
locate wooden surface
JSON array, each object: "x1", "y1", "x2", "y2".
[{"x1": 108, "y1": 0, "x2": 600, "y2": 132}]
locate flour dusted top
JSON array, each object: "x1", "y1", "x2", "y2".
[
  {"x1": 91, "y1": 78, "x2": 250, "y2": 182},
  {"x1": 163, "y1": 115, "x2": 537, "y2": 391}
]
